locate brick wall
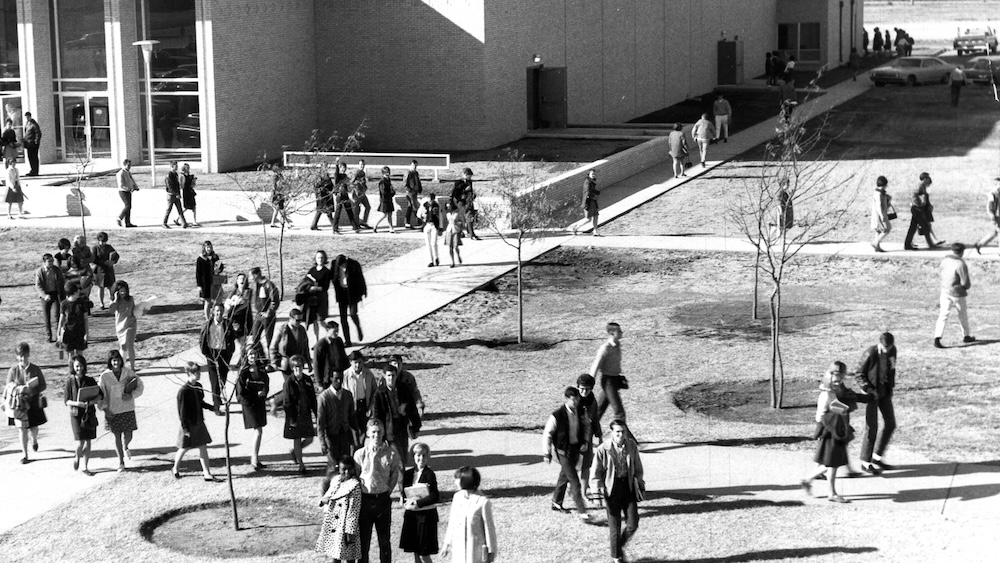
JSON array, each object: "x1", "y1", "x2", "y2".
[{"x1": 207, "y1": 0, "x2": 318, "y2": 171}]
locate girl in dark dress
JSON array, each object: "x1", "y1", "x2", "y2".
[
  {"x1": 224, "y1": 272, "x2": 253, "y2": 363},
  {"x1": 171, "y1": 362, "x2": 219, "y2": 481},
  {"x1": 54, "y1": 237, "x2": 73, "y2": 274},
  {"x1": 57, "y1": 281, "x2": 90, "y2": 364},
  {"x1": 64, "y1": 354, "x2": 103, "y2": 475},
  {"x1": 71, "y1": 235, "x2": 94, "y2": 299},
  {"x1": 180, "y1": 163, "x2": 199, "y2": 226},
  {"x1": 195, "y1": 240, "x2": 221, "y2": 321},
  {"x1": 91, "y1": 231, "x2": 118, "y2": 309},
  {"x1": 283, "y1": 355, "x2": 317, "y2": 474},
  {"x1": 6, "y1": 342, "x2": 47, "y2": 464},
  {"x1": 236, "y1": 346, "x2": 269, "y2": 470},
  {"x1": 400, "y1": 442, "x2": 440, "y2": 561},
  {"x1": 301, "y1": 250, "x2": 333, "y2": 341},
  {"x1": 800, "y1": 361, "x2": 858, "y2": 503},
  {"x1": 373, "y1": 166, "x2": 396, "y2": 234}
]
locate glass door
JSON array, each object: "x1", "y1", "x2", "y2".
[{"x1": 59, "y1": 93, "x2": 110, "y2": 160}]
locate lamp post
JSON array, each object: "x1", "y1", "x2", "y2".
[{"x1": 133, "y1": 40, "x2": 159, "y2": 188}]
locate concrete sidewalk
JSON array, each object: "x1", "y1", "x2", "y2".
[{"x1": 8, "y1": 76, "x2": 996, "y2": 539}]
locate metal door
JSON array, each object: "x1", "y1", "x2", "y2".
[{"x1": 538, "y1": 67, "x2": 568, "y2": 128}]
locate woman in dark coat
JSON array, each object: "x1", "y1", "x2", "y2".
[
  {"x1": 283, "y1": 354, "x2": 317, "y2": 474},
  {"x1": 224, "y1": 272, "x2": 253, "y2": 360},
  {"x1": 400, "y1": 442, "x2": 440, "y2": 561},
  {"x1": 6, "y1": 342, "x2": 47, "y2": 464},
  {"x1": 171, "y1": 362, "x2": 219, "y2": 480},
  {"x1": 235, "y1": 345, "x2": 269, "y2": 470},
  {"x1": 800, "y1": 361, "x2": 859, "y2": 503},
  {"x1": 91, "y1": 231, "x2": 118, "y2": 309},
  {"x1": 332, "y1": 254, "x2": 367, "y2": 346},
  {"x1": 373, "y1": 166, "x2": 397, "y2": 234},
  {"x1": 195, "y1": 240, "x2": 221, "y2": 321},
  {"x1": 64, "y1": 354, "x2": 103, "y2": 475},
  {"x1": 299, "y1": 250, "x2": 332, "y2": 340},
  {"x1": 180, "y1": 163, "x2": 199, "y2": 226},
  {"x1": 57, "y1": 281, "x2": 90, "y2": 363}
]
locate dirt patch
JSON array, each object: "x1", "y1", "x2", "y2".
[
  {"x1": 673, "y1": 379, "x2": 820, "y2": 426},
  {"x1": 671, "y1": 300, "x2": 834, "y2": 342},
  {"x1": 141, "y1": 499, "x2": 318, "y2": 559}
]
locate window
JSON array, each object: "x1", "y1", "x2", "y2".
[
  {"x1": 778, "y1": 22, "x2": 821, "y2": 63},
  {"x1": 0, "y1": 0, "x2": 21, "y2": 140}
]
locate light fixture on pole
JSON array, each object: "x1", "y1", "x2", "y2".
[{"x1": 133, "y1": 40, "x2": 159, "y2": 188}]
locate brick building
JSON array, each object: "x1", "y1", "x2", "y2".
[{"x1": 1, "y1": 0, "x2": 860, "y2": 173}]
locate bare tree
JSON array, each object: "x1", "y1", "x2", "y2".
[
  {"x1": 67, "y1": 139, "x2": 93, "y2": 238},
  {"x1": 728, "y1": 110, "x2": 861, "y2": 408},
  {"x1": 477, "y1": 149, "x2": 561, "y2": 343}
]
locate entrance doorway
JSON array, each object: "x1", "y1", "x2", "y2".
[
  {"x1": 526, "y1": 66, "x2": 568, "y2": 129},
  {"x1": 57, "y1": 93, "x2": 111, "y2": 161}
]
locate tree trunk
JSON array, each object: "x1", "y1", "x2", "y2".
[
  {"x1": 223, "y1": 390, "x2": 240, "y2": 530},
  {"x1": 261, "y1": 217, "x2": 271, "y2": 281},
  {"x1": 769, "y1": 286, "x2": 780, "y2": 409},
  {"x1": 278, "y1": 222, "x2": 286, "y2": 300},
  {"x1": 774, "y1": 284, "x2": 785, "y2": 408},
  {"x1": 752, "y1": 248, "x2": 761, "y2": 320},
  {"x1": 516, "y1": 244, "x2": 524, "y2": 344}
]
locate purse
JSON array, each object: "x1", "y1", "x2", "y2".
[{"x1": 887, "y1": 204, "x2": 897, "y2": 221}]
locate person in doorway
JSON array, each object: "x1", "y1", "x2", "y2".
[
  {"x1": 713, "y1": 94, "x2": 732, "y2": 143},
  {"x1": 116, "y1": 159, "x2": 138, "y2": 227},
  {"x1": 404, "y1": 160, "x2": 423, "y2": 229},
  {"x1": 692, "y1": 113, "x2": 716, "y2": 168},
  {"x1": 162, "y1": 160, "x2": 189, "y2": 229},
  {"x1": 332, "y1": 254, "x2": 367, "y2": 346},
  {"x1": 934, "y1": 243, "x2": 975, "y2": 348},
  {"x1": 1, "y1": 118, "x2": 18, "y2": 166},
  {"x1": 22, "y1": 111, "x2": 40, "y2": 176},
  {"x1": 854, "y1": 332, "x2": 898, "y2": 474}
]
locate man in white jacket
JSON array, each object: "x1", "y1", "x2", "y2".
[{"x1": 934, "y1": 243, "x2": 975, "y2": 348}]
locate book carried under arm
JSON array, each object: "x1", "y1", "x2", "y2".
[
  {"x1": 77, "y1": 386, "x2": 101, "y2": 403},
  {"x1": 403, "y1": 483, "x2": 430, "y2": 501}
]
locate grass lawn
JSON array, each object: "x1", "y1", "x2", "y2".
[
  {"x1": 605, "y1": 76, "x2": 1000, "y2": 243},
  {"x1": 0, "y1": 226, "x2": 421, "y2": 376}
]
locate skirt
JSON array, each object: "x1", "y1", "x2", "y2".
[
  {"x1": 813, "y1": 435, "x2": 848, "y2": 468},
  {"x1": 379, "y1": 198, "x2": 394, "y2": 213},
  {"x1": 399, "y1": 509, "x2": 440, "y2": 555},
  {"x1": 241, "y1": 399, "x2": 268, "y2": 430},
  {"x1": 4, "y1": 185, "x2": 23, "y2": 204},
  {"x1": 585, "y1": 199, "x2": 599, "y2": 219},
  {"x1": 94, "y1": 269, "x2": 116, "y2": 289},
  {"x1": 106, "y1": 410, "x2": 138, "y2": 434},
  {"x1": 177, "y1": 420, "x2": 212, "y2": 448},
  {"x1": 446, "y1": 231, "x2": 461, "y2": 250},
  {"x1": 71, "y1": 414, "x2": 98, "y2": 441}
]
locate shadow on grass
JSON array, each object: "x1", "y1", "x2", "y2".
[
  {"x1": 423, "y1": 411, "x2": 509, "y2": 422},
  {"x1": 639, "y1": 499, "x2": 804, "y2": 518},
  {"x1": 136, "y1": 327, "x2": 200, "y2": 342},
  {"x1": 630, "y1": 546, "x2": 877, "y2": 562},
  {"x1": 650, "y1": 436, "x2": 816, "y2": 452},
  {"x1": 147, "y1": 302, "x2": 202, "y2": 315},
  {"x1": 433, "y1": 450, "x2": 540, "y2": 473}
]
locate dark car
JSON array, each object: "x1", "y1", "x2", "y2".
[
  {"x1": 869, "y1": 57, "x2": 956, "y2": 87},
  {"x1": 964, "y1": 56, "x2": 1000, "y2": 84}
]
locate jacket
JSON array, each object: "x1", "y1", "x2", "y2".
[
  {"x1": 590, "y1": 438, "x2": 645, "y2": 499},
  {"x1": 313, "y1": 336, "x2": 349, "y2": 388},
  {"x1": 692, "y1": 118, "x2": 716, "y2": 140},
  {"x1": 316, "y1": 386, "x2": 356, "y2": 441},
  {"x1": 250, "y1": 278, "x2": 279, "y2": 318},
  {"x1": 940, "y1": 254, "x2": 971, "y2": 297},
  {"x1": 165, "y1": 170, "x2": 181, "y2": 196},
  {"x1": 404, "y1": 170, "x2": 422, "y2": 196},
  {"x1": 98, "y1": 368, "x2": 144, "y2": 415},
  {"x1": 542, "y1": 405, "x2": 590, "y2": 456},
  {"x1": 583, "y1": 177, "x2": 599, "y2": 206},
  {"x1": 332, "y1": 256, "x2": 367, "y2": 305},
  {"x1": 269, "y1": 322, "x2": 310, "y2": 367},
  {"x1": 35, "y1": 265, "x2": 65, "y2": 299},
  {"x1": 23, "y1": 119, "x2": 41, "y2": 146},
  {"x1": 402, "y1": 466, "x2": 440, "y2": 514},
  {"x1": 195, "y1": 253, "x2": 219, "y2": 292},
  {"x1": 177, "y1": 381, "x2": 211, "y2": 431},
  {"x1": 199, "y1": 317, "x2": 235, "y2": 361},
  {"x1": 854, "y1": 344, "x2": 896, "y2": 396}
]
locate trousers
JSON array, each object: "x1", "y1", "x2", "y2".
[
  {"x1": 118, "y1": 191, "x2": 132, "y2": 224},
  {"x1": 935, "y1": 294, "x2": 970, "y2": 338},
  {"x1": 553, "y1": 449, "x2": 587, "y2": 513},
  {"x1": 359, "y1": 492, "x2": 392, "y2": 563},
  {"x1": 605, "y1": 479, "x2": 639, "y2": 558},
  {"x1": 860, "y1": 393, "x2": 896, "y2": 463}
]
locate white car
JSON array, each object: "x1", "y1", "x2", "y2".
[
  {"x1": 954, "y1": 27, "x2": 998, "y2": 56},
  {"x1": 869, "y1": 57, "x2": 957, "y2": 87}
]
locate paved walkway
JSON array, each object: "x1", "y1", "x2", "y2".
[{"x1": 3, "y1": 76, "x2": 999, "y2": 537}]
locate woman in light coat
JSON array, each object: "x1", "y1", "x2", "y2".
[
  {"x1": 442, "y1": 466, "x2": 497, "y2": 563},
  {"x1": 98, "y1": 349, "x2": 144, "y2": 472},
  {"x1": 315, "y1": 455, "x2": 363, "y2": 561},
  {"x1": 870, "y1": 175, "x2": 892, "y2": 253}
]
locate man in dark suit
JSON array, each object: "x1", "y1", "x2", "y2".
[
  {"x1": 162, "y1": 160, "x2": 189, "y2": 228},
  {"x1": 854, "y1": 332, "x2": 897, "y2": 474},
  {"x1": 403, "y1": 159, "x2": 423, "y2": 229}
]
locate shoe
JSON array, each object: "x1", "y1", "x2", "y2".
[
  {"x1": 435, "y1": 258, "x2": 439, "y2": 266},
  {"x1": 20, "y1": 457, "x2": 28, "y2": 464},
  {"x1": 903, "y1": 245, "x2": 916, "y2": 250},
  {"x1": 473, "y1": 235, "x2": 481, "y2": 241},
  {"x1": 450, "y1": 264, "x2": 455, "y2": 268},
  {"x1": 298, "y1": 465, "x2": 308, "y2": 475},
  {"x1": 873, "y1": 245, "x2": 885, "y2": 253},
  {"x1": 173, "y1": 218, "x2": 180, "y2": 226},
  {"x1": 373, "y1": 226, "x2": 378, "y2": 233},
  {"x1": 703, "y1": 162, "x2": 707, "y2": 168},
  {"x1": 827, "y1": 494, "x2": 849, "y2": 503},
  {"x1": 816, "y1": 473, "x2": 827, "y2": 480},
  {"x1": 428, "y1": 262, "x2": 434, "y2": 267},
  {"x1": 162, "y1": 223, "x2": 170, "y2": 229},
  {"x1": 73, "y1": 459, "x2": 79, "y2": 471},
  {"x1": 933, "y1": 337, "x2": 944, "y2": 349},
  {"x1": 82, "y1": 469, "x2": 94, "y2": 476},
  {"x1": 800, "y1": 479, "x2": 812, "y2": 495},
  {"x1": 172, "y1": 468, "x2": 181, "y2": 479},
  {"x1": 118, "y1": 463, "x2": 126, "y2": 473},
  {"x1": 873, "y1": 459, "x2": 897, "y2": 471},
  {"x1": 724, "y1": 138, "x2": 728, "y2": 143},
  {"x1": 310, "y1": 227, "x2": 319, "y2": 231},
  {"x1": 252, "y1": 462, "x2": 266, "y2": 471},
  {"x1": 125, "y1": 223, "x2": 137, "y2": 228},
  {"x1": 124, "y1": 447, "x2": 132, "y2": 460},
  {"x1": 550, "y1": 502, "x2": 570, "y2": 513},
  {"x1": 861, "y1": 464, "x2": 883, "y2": 475},
  {"x1": 846, "y1": 471, "x2": 862, "y2": 478},
  {"x1": 204, "y1": 475, "x2": 221, "y2": 482},
  {"x1": 975, "y1": 243, "x2": 982, "y2": 255},
  {"x1": 32, "y1": 442, "x2": 38, "y2": 452},
  {"x1": 963, "y1": 335, "x2": 976, "y2": 343},
  {"x1": 116, "y1": 218, "x2": 123, "y2": 227},
  {"x1": 182, "y1": 223, "x2": 190, "y2": 229}
]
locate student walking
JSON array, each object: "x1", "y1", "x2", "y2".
[
  {"x1": 800, "y1": 362, "x2": 858, "y2": 503},
  {"x1": 4, "y1": 157, "x2": 24, "y2": 218},
  {"x1": 5, "y1": 342, "x2": 47, "y2": 464},
  {"x1": 441, "y1": 466, "x2": 498, "y2": 563},
  {"x1": 196, "y1": 240, "x2": 221, "y2": 320},
  {"x1": 91, "y1": 231, "x2": 118, "y2": 310},
  {"x1": 116, "y1": 159, "x2": 138, "y2": 227},
  {"x1": 443, "y1": 202, "x2": 463, "y2": 268},
  {"x1": 373, "y1": 166, "x2": 397, "y2": 234},
  {"x1": 235, "y1": 345, "x2": 269, "y2": 470},
  {"x1": 316, "y1": 455, "x2": 364, "y2": 561},
  {"x1": 421, "y1": 193, "x2": 444, "y2": 267},
  {"x1": 163, "y1": 160, "x2": 189, "y2": 229},
  {"x1": 354, "y1": 419, "x2": 402, "y2": 563},
  {"x1": 400, "y1": 442, "x2": 440, "y2": 563},
  {"x1": 313, "y1": 319, "x2": 349, "y2": 391},
  {"x1": 250, "y1": 266, "x2": 280, "y2": 351},
  {"x1": 270, "y1": 167, "x2": 292, "y2": 229},
  {"x1": 713, "y1": 94, "x2": 732, "y2": 143},
  {"x1": 451, "y1": 168, "x2": 480, "y2": 241},
  {"x1": 97, "y1": 349, "x2": 143, "y2": 471},
  {"x1": 542, "y1": 386, "x2": 592, "y2": 521},
  {"x1": 903, "y1": 173, "x2": 945, "y2": 250},
  {"x1": 179, "y1": 163, "x2": 200, "y2": 226},
  {"x1": 310, "y1": 167, "x2": 336, "y2": 231},
  {"x1": 200, "y1": 303, "x2": 235, "y2": 415},
  {"x1": 171, "y1": 362, "x2": 219, "y2": 480},
  {"x1": 974, "y1": 178, "x2": 1000, "y2": 254},
  {"x1": 65, "y1": 354, "x2": 102, "y2": 475},
  {"x1": 284, "y1": 355, "x2": 318, "y2": 474},
  {"x1": 870, "y1": 176, "x2": 894, "y2": 253},
  {"x1": 590, "y1": 420, "x2": 644, "y2": 563},
  {"x1": 582, "y1": 169, "x2": 600, "y2": 235},
  {"x1": 57, "y1": 281, "x2": 90, "y2": 362},
  {"x1": 299, "y1": 250, "x2": 333, "y2": 341},
  {"x1": 333, "y1": 161, "x2": 361, "y2": 233},
  {"x1": 35, "y1": 253, "x2": 65, "y2": 343},
  {"x1": 317, "y1": 370, "x2": 356, "y2": 468},
  {"x1": 667, "y1": 123, "x2": 688, "y2": 178},
  {"x1": 108, "y1": 281, "x2": 138, "y2": 371},
  {"x1": 854, "y1": 332, "x2": 898, "y2": 474},
  {"x1": 404, "y1": 160, "x2": 424, "y2": 229},
  {"x1": 332, "y1": 254, "x2": 367, "y2": 346},
  {"x1": 692, "y1": 113, "x2": 716, "y2": 168},
  {"x1": 934, "y1": 243, "x2": 975, "y2": 348},
  {"x1": 353, "y1": 160, "x2": 372, "y2": 228},
  {"x1": 590, "y1": 322, "x2": 634, "y2": 442}
]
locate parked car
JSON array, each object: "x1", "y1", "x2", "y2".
[
  {"x1": 869, "y1": 57, "x2": 957, "y2": 87},
  {"x1": 964, "y1": 56, "x2": 1000, "y2": 84},
  {"x1": 954, "y1": 27, "x2": 998, "y2": 56}
]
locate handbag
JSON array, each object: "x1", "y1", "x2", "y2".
[
  {"x1": 618, "y1": 375, "x2": 630, "y2": 390},
  {"x1": 887, "y1": 204, "x2": 897, "y2": 221}
]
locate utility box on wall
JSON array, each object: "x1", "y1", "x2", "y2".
[{"x1": 717, "y1": 40, "x2": 745, "y2": 85}]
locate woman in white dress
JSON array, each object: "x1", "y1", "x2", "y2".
[{"x1": 441, "y1": 466, "x2": 497, "y2": 563}]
